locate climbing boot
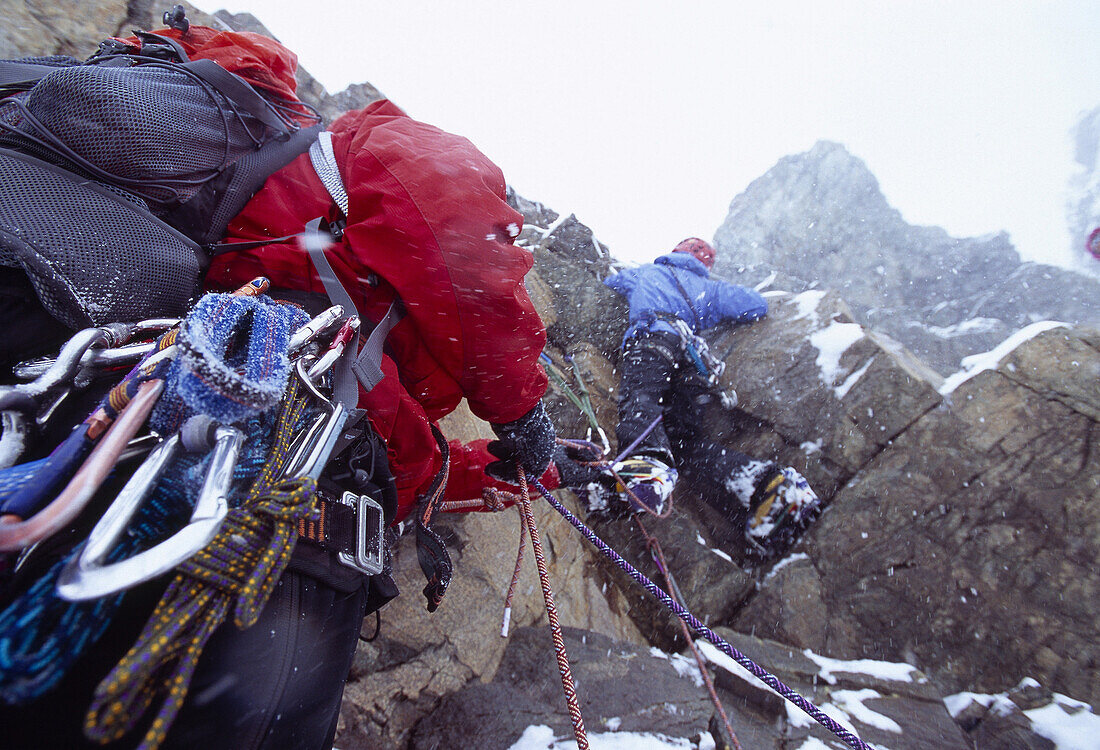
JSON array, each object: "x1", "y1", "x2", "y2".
[
  {"x1": 745, "y1": 467, "x2": 821, "y2": 563},
  {"x1": 611, "y1": 455, "x2": 678, "y2": 515}
]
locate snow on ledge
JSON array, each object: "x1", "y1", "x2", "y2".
[
  {"x1": 938, "y1": 321, "x2": 1068, "y2": 394},
  {"x1": 804, "y1": 649, "x2": 920, "y2": 684},
  {"x1": 945, "y1": 680, "x2": 1100, "y2": 750},
  {"x1": 507, "y1": 724, "x2": 701, "y2": 749}
]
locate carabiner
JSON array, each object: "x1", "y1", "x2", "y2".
[
  {"x1": 306, "y1": 316, "x2": 359, "y2": 382},
  {"x1": 11, "y1": 319, "x2": 178, "y2": 383},
  {"x1": 288, "y1": 305, "x2": 345, "y2": 358},
  {"x1": 282, "y1": 357, "x2": 348, "y2": 480},
  {"x1": 0, "y1": 379, "x2": 164, "y2": 551},
  {"x1": 56, "y1": 420, "x2": 242, "y2": 601}
]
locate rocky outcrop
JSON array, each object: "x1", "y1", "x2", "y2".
[
  {"x1": 0, "y1": 2, "x2": 382, "y2": 122},
  {"x1": 740, "y1": 326, "x2": 1100, "y2": 705},
  {"x1": 409, "y1": 625, "x2": 973, "y2": 750},
  {"x1": 714, "y1": 141, "x2": 1100, "y2": 373},
  {"x1": 515, "y1": 186, "x2": 1100, "y2": 746}
]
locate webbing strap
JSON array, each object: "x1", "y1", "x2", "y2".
[
  {"x1": 304, "y1": 130, "x2": 405, "y2": 400},
  {"x1": 181, "y1": 59, "x2": 291, "y2": 135},
  {"x1": 308, "y1": 132, "x2": 349, "y2": 215},
  {"x1": 0, "y1": 60, "x2": 54, "y2": 91},
  {"x1": 664, "y1": 267, "x2": 702, "y2": 332},
  {"x1": 301, "y1": 226, "x2": 359, "y2": 408}
]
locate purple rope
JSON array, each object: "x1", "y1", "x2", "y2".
[
  {"x1": 614, "y1": 414, "x2": 664, "y2": 463},
  {"x1": 532, "y1": 480, "x2": 871, "y2": 750}
]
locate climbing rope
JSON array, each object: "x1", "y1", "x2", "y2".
[
  {"x1": 531, "y1": 478, "x2": 872, "y2": 750},
  {"x1": 635, "y1": 517, "x2": 742, "y2": 750},
  {"x1": 517, "y1": 469, "x2": 589, "y2": 750},
  {"x1": 540, "y1": 352, "x2": 609, "y2": 454},
  {"x1": 84, "y1": 380, "x2": 316, "y2": 750}
]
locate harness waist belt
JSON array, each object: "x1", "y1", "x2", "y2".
[{"x1": 298, "y1": 490, "x2": 385, "y2": 576}]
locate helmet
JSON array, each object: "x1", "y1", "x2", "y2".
[
  {"x1": 672, "y1": 237, "x2": 716, "y2": 269},
  {"x1": 1088, "y1": 227, "x2": 1100, "y2": 261}
]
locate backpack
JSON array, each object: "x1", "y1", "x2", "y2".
[{"x1": 0, "y1": 18, "x2": 323, "y2": 332}]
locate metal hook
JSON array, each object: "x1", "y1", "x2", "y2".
[
  {"x1": 288, "y1": 305, "x2": 345, "y2": 358},
  {"x1": 56, "y1": 421, "x2": 242, "y2": 601},
  {"x1": 0, "y1": 379, "x2": 164, "y2": 551},
  {"x1": 282, "y1": 357, "x2": 348, "y2": 481}
]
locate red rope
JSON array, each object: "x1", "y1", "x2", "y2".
[
  {"x1": 501, "y1": 496, "x2": 527, "y2": 638},
  {"x1": 635, "y1": 517, "x2": 742, "y2": 750},
  {"x1": 517, "y1": 470, "x2": 589, "y2": 750}
]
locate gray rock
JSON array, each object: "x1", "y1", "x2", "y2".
[
  {"x1": 741, "y1": 328, "x2": 1100, "y2": 706},
  {"x1": 408, "y1": 627, "x2": 720, "y2": 750},
  {"x1": 713, "y1": 140, "x2": 1100, "y2": 373}
]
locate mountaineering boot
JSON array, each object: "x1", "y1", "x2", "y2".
[
  {"x1": 745, "y1": 467, "x2": 821, "y2": 563},
  {"x1": 611, "y1": 454, "x2": 678, "y2": 515}
]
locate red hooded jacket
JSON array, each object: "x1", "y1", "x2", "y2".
[{"x1": 206, "y1": 100, "x2": 553, "y2": 521}]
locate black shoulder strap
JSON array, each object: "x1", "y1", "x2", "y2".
[
  {"x1": 0, "y1": 60, "x2": 57, "y2": 92},
  {"x1": 181, "y1": 59, "x2": 291, "y2": 135},
  {"x1": 665, "y1": 267, "x2": 702, "y2": 331}
]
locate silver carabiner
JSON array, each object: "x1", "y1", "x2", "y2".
[
  {"x1": 288, "y1": 305, "x2": 345, "y2": 358},
  {"x1": 56, "y1": 419, "x2": 243, "y2": 601},
  {"x1": 306, "y1": 316, "x2": 359, "y2": 383},
  {"x1": 282, "y1": 357, "x2": 349, "y2": 481}
]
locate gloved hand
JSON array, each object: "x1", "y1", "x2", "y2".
[
  {"x1": 552, "y1": 441, "x2": 614, "y2": 489},
  {"x1": 486, "y1": 402, "x2": 556, "y2": 485}
]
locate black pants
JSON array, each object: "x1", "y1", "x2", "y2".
[
  {"x1": 615, "y1": 332, "x2": 767, "y2": 509},
  {"x1": 1, "y1": 564, "x2": 370, "y2": 750}
]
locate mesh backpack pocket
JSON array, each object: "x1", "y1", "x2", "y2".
[{"x1": 0, "y1": 148, "x2": 206, "y2": 329}]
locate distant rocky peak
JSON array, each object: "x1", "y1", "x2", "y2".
[{"x1": 714, "y1": 139, "x2": 1099, "y2": 374}]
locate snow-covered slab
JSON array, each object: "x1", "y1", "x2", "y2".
[{"x1": 939, "y1": 320, "x2": 1068, "y2": 394}]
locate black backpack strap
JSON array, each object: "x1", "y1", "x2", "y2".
[
  {"x1": 0, "y1": 60, "x2": 58, "y2": 93},
  {"x1": 132, "y1": 30, "x2": 191, "y2": 63},
  {"x1": 181, "y1": 59, "x2": 291, "y2": 135},
  {"x1": 665, "y1": 267, "x2": 702, "y2": 331}
]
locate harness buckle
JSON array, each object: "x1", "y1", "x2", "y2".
[{"x1": 336, "y1": 490, "x2": 384, "y2": 576}]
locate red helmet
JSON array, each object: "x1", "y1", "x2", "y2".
[
  {"x1": 1088, "y1": 227, "x2": 1100, "y2": 261},
  {"x1": 673, "y1": 237, "x2": 716, "y2": 269}
]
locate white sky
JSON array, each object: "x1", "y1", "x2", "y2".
[{"x1": 199, "y1": 1, "x2": 1100, "y2": 268}]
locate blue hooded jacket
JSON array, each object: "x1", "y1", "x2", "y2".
[{"x1": 604, "y1": 252, "x2": 767, "y2": 343}]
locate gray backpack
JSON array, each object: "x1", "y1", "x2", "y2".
[{"x1": 0, "y1": 25, "x2": 322, "y2": 331}]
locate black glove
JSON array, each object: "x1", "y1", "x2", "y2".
[
  {"x1": 486, "y1": 402, "x2": 556, "y2": 485},
  {"x1": 552, "y1": 442, "x2": 614, "y2": 489}
]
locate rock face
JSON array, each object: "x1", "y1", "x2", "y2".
[
  {"x1": 714, "y1": 141, "x2": 1100, "y2": 374},
  {"x1": 746, "y1": 326, "x2": 1100, "y2": 704}
]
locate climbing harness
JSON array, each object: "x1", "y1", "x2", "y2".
[{"x1": 0, "y1": 279, "x2": 311, "y2": 707}]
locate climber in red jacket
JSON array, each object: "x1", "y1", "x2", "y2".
[
  {"x1": 208, "y1": 98, "x2": 558, "y2": 520},
  {"x1": 0, "y1": 24, "x2": 570, "y2": 750}
]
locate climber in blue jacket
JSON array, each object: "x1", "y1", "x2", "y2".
[{"x1": 601, "y1": 238, "x2": 820, "y2": 561}]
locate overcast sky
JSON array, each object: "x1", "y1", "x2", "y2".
[{"x1": 202, "y1": 1, "x2": 1099, "y2": 269}]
